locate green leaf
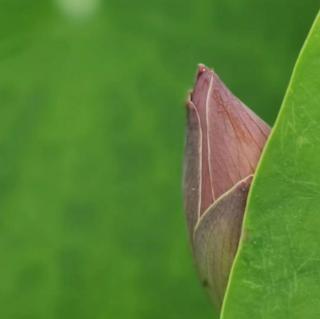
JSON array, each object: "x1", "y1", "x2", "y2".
[{"x1": 222, "y1": 11, "x2": 320, "y2": 319}]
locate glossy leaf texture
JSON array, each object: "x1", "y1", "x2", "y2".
[{"x1": 222, "y1": 11, "x2": 320, "y2": 319}]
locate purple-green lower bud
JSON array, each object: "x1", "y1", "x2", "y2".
[{"x1": 183, "y1": 65, "x2": 270, "y2": 312}]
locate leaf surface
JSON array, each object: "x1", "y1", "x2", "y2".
[{"x1": 222, "y1": 11, "x2": 320, "y2": 319}]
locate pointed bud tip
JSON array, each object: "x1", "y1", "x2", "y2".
[
  {"x1": 187, "y1": 65, "x2": 215, "y2": 109},
  {"x1": 196, "y1": 64, "x2": 214, "y2": 78},
  {"x1": 197, "y1": 64, "x2": 207, "y2": 77}
]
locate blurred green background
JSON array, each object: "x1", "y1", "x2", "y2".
[{"x1": 0, "y1": 1, "x2": 318, "y2": 318}]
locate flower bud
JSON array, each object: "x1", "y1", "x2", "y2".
[{"x1": 183, "y1": 65, "x2": 270, "y2": 312}]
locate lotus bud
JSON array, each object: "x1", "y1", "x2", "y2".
[{"x1": 183, "y1": 65, "x2": 270, "y2": 313}]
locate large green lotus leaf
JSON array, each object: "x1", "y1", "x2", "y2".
[{"x1": 222, "y1": 11, "x2": 320, "y2": 319}]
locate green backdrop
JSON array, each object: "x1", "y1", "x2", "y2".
[{"x1": 0, "y1": 1, "x2": 318, "y2": 318}]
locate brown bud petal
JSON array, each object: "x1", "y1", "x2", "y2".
[
  {"x1": 193, "y1": 176, "x2": 252, "y2": 311},
  {"x1": 183, "y1": 65, "x2": 270, "y2": 312}
]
